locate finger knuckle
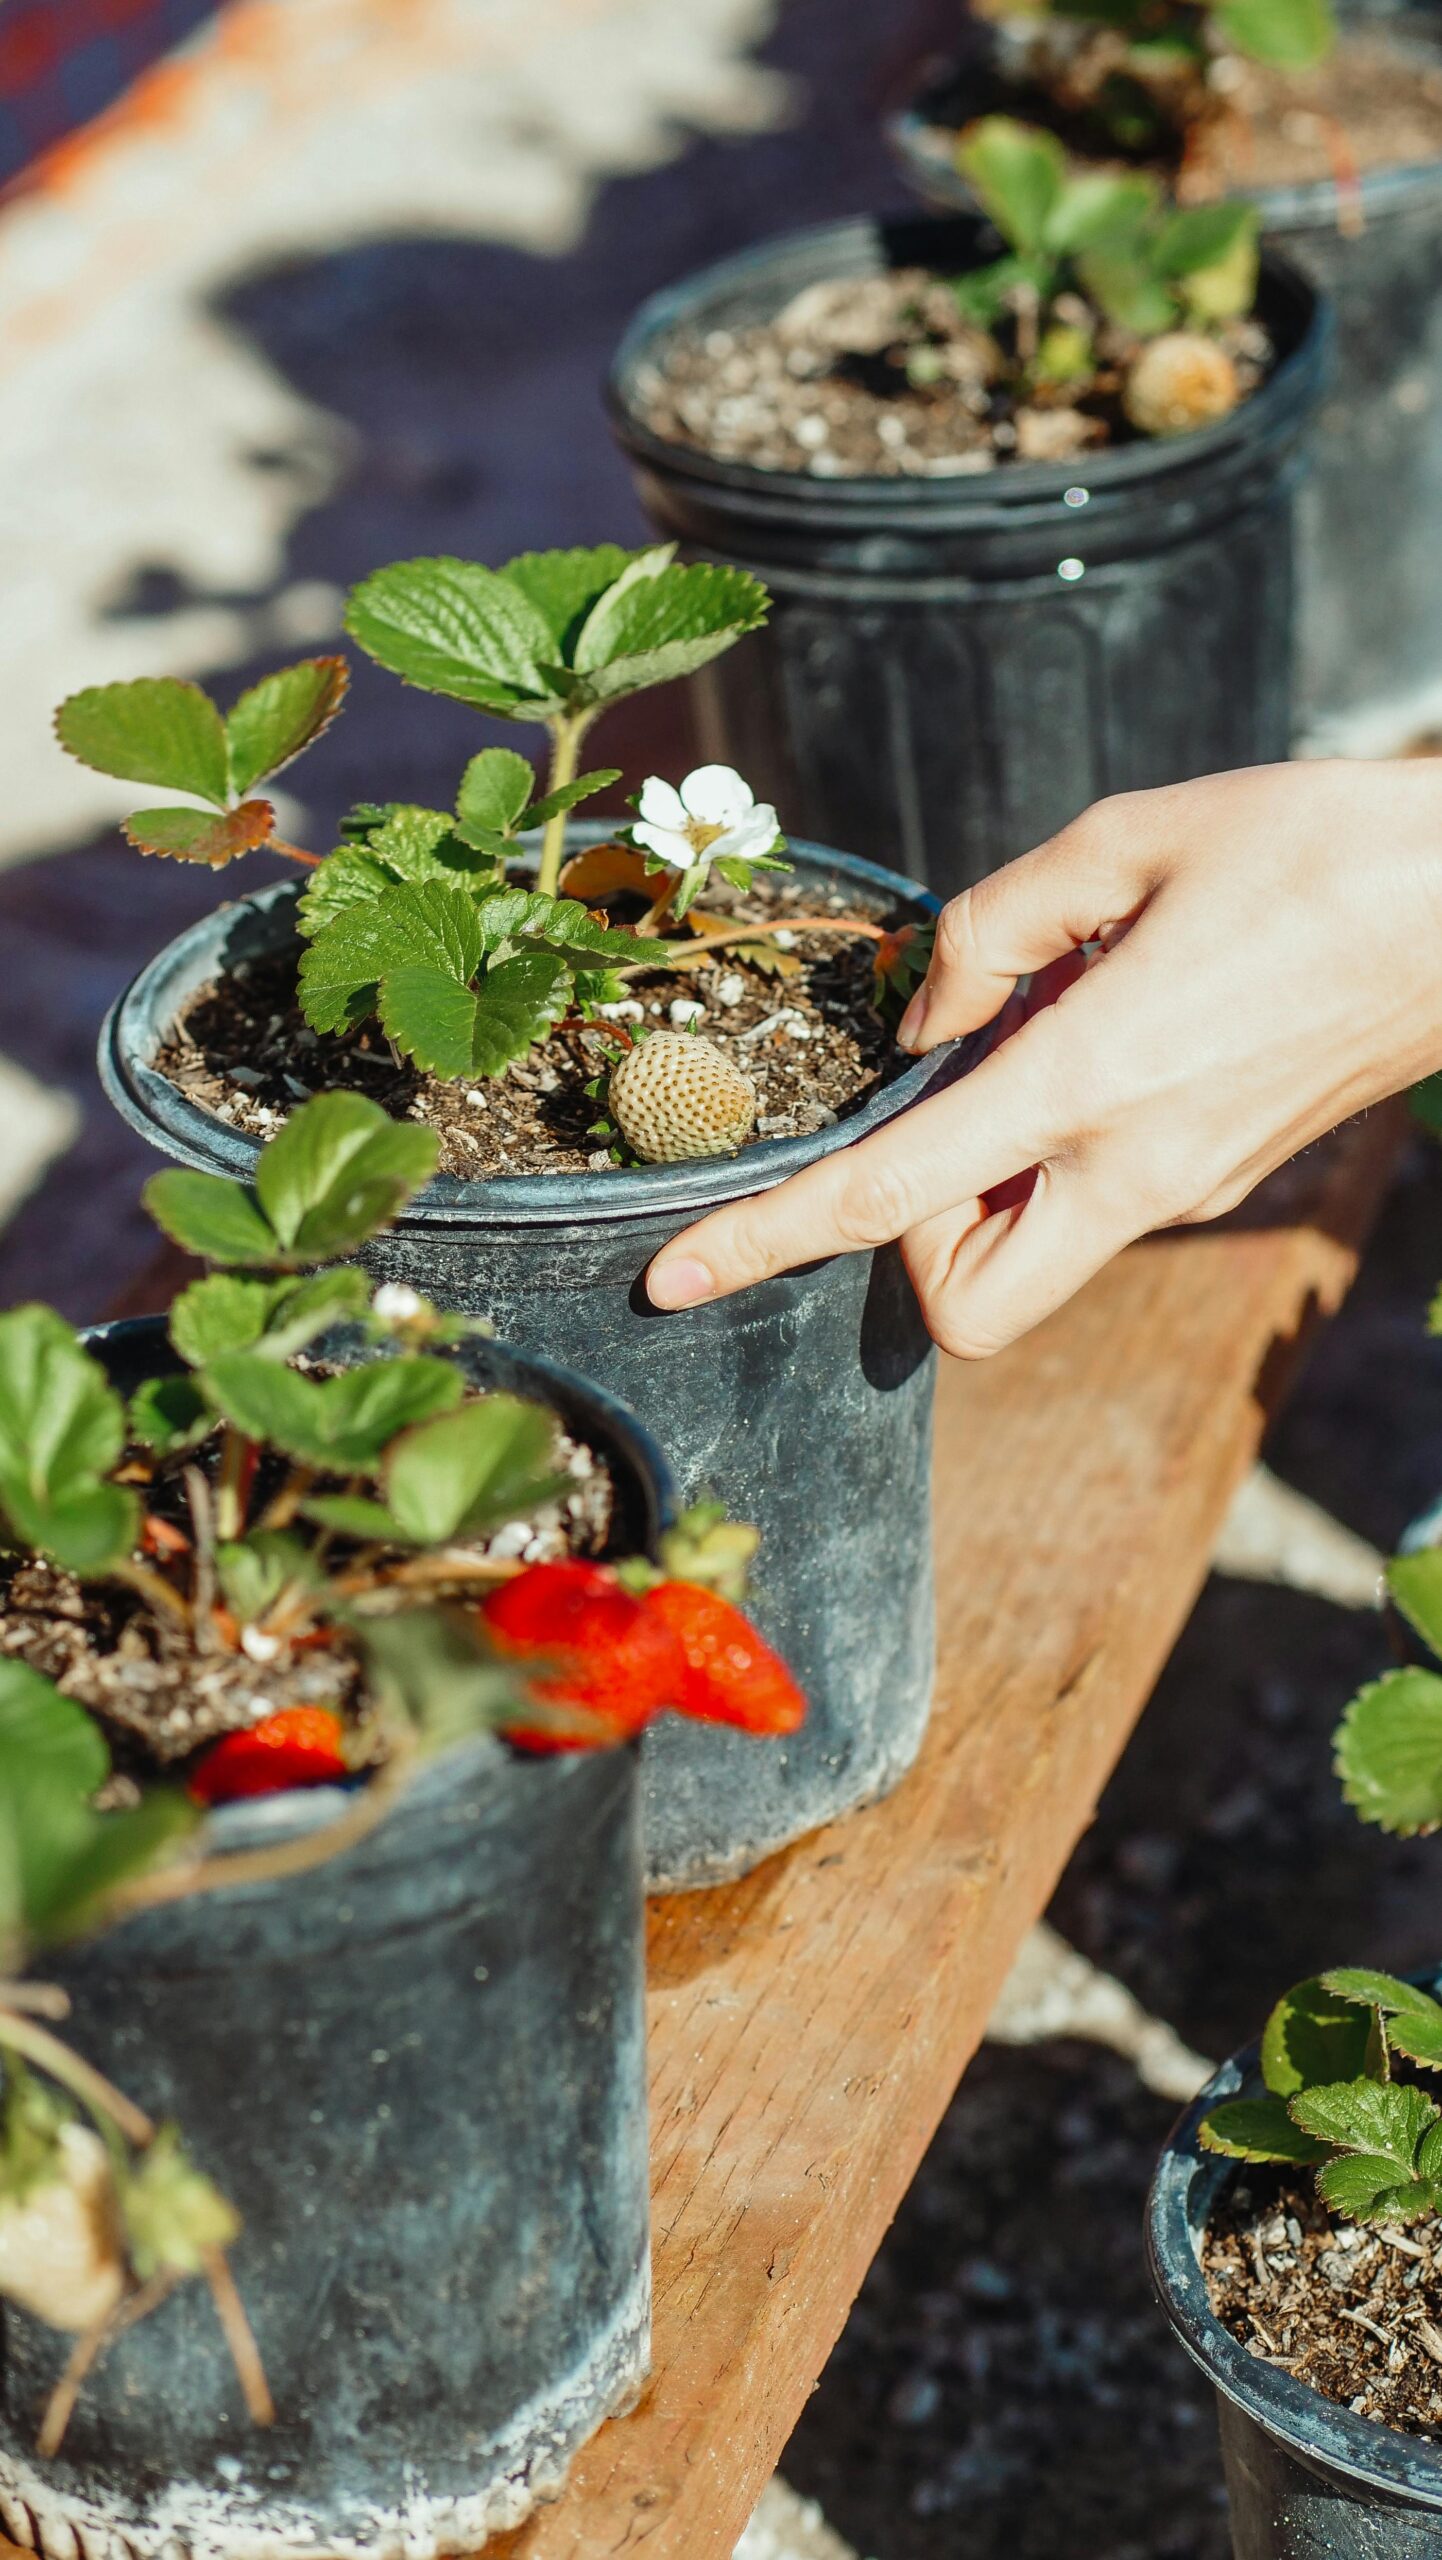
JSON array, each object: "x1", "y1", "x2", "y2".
[
  {"x1": 834, "y1": 1157, "x2": 916, "y2": 1248},
  {"x1": 931, "y1": 890, "x2": 978, "y2": 978}
]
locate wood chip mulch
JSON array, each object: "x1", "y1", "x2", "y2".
[{"x1": 1204, "y1": 2170, "x2": 1442, "y2": 2439}]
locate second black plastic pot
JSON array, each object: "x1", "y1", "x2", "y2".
[
  {"x1": 98, "y1": 836, "x2": 969, "y2": 1890},
  {"x1": 0, "y1": 1319, "x2": 660, "y2": 2560},
  {"x1": 890, "y1": 19, "x2": 1442, "y2": 747},
  {"x1": 607, "y1": 212, "x2": 1328, "y2": 900},
  {"x1": 1149, "y1": 2014, "x2": 1442, "y2": 2557}
]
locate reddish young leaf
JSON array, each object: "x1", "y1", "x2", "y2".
[{"x1": 123, "y1": 800, "x2": 276, "y2": 867}]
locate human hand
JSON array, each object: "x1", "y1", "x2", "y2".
[{"x1": 645, "y1": 761, "x2": 1442, "y2": 1357}]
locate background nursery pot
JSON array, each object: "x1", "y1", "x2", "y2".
[
  {"x1": 99, "y1": 838, "x2": 967, "y2": 1892},
  {"x1": 1148, "y1": 2027, "x2": 1442, "y2": 2559},
  {"x1": 0, "y1": 1318, "x2": 660, "y2": 2560},
  {"x1": 606, "y1": 213, "x2": 1327, "y2": 899},
  {"x1": 890, "y1": 24, "x2": 1442, "y2": 748}
]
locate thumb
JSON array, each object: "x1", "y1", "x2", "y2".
[{"x1": 899, "y1": 793, "x2": 1166, "y2": 1056}]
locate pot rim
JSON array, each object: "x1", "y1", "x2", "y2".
[
  {"x1": 1147, "y1": 2003, "x2": 1442, "y2": 2504},
  {"x1": 887, "y1": 22, "x2": 1442, "y2": 237},
  {"x1": 604, "y1": 209, "x2": 1327, "y2": 518},
  {"x1": 99, "y1": 830, "x2": 975, "y2": 1229},
  {"x1": 79, "y1": 1312, "x2": 675, "y2": 1852}
]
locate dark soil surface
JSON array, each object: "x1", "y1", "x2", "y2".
[
  {"x1": 153, "y1": 879, "x2": 896, "y2": 1177},
  {"x1": 1205, "y1": 2170, "x2": 1442, "y2": 2435},
  {"x1": 632, "y1": 268, "x2": 1270, "y2": 477},
  {"x1": 0, "y1": 1415, "x2": 614, "y2": 1769}
]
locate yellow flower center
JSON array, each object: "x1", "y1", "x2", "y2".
[{"x1": 684, "y1": 817, "x2": 724, "y2": 858}]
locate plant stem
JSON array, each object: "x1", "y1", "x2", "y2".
[
  {"x1": 0, "y1": 2010, "x2": 154, "y2": 2148},
  {"x1": 615, "y1": 913, "x2": 887, "y2": 978},
  {"x1": 0, "y1": 1980, "x2": 71, "y2": 2020},
  {"x1": 202, "y1": 2247, "x2": 273, "y2": 2427},
  {"x1": 258, "y1": 1466, "x2": 315, "y2": 1533},
  {"x1": 37, "y1": 2273, "x2": 176, "y2": 2459},
  {"x1": 109, "y1": 1558, "x2": 192, "y2": 1633},
  {"x1": 268, "y1": 836, "x2": 322, "y2": 870},
  {"x1": 638, "y1": 875, "x2": 680, "y2": 936},
  {"x1": 215, "y1": 1428, "x2": 256, "y2": 1542},
  {"x1": 536, "y1": 712, "x2": 590, "y2": 898}
]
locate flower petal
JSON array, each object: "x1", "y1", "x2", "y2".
[
  {"x1": 637, "y1": 775, "x2": 688, "y2": 829},
  {"x1": 713, "y1": 808, "x2": 779, "y2": 863},
  {"x1": 633, "y1": 821, "x2": 689, "y2": 869},
  {"x1": 680, "y1": 764, "x2": 752, "y2": 825}
]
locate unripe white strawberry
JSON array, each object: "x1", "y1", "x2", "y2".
[
  {"x1": 609, "y1": 1032, "x2": 757, "y2": 1165},
  {"x1": 1123, "y1": 333, "x2": 1240, "y2": 439},
  {"x1": 0, "y1": 2124, "x2": 126, "y2": 2331}
]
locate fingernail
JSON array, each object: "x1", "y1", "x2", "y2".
[
  {"x1": 897, "y1": 986, "x2": 930, "y2": 1052},
  {"x1": 647, "y1": 1256, "x2": 716, "y2": 1311}
]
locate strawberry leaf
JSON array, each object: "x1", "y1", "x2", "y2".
[
  {"x1": 1289, "y1": 2078, "x2": 1439, "y2": 2175},
  {"x1": 1260, "y1": 1975, "x2": 1378, "y2": 2097},
  {"x1": 1198, "y1": 2096, "x2": 1333, "y2": 2165},
  {"x1": 224, "y1": 656, "x2": 349, "y2": 796},
  {"x1": 142, "y1": 1170, "x2": 279, "y2": 1269},
  {"x1": 253, "y1": 1093, "x2": 439, "y2": 1260},
  {"x1": 169, "y1": 1273, "x2": 293, "y2": 1365},
  {"x1": 299, "y1": 881, "x2": 486, "y2": 1038},
  {"x1": 120, "y1": 2125, "x2": 238, "y2": 2278},
  {"x1": 1335, "y1": 1669, "x2": 1442, "y2": 1835},
  {"x1": 1320, "y1": 1967, "x2": 1442, "y2": 2020},
  {"x1": 1316, "y1": 2153, "x2": 1439, "y2": 2222},
  {"x1": 379, "y1": 950, "x2": 571, "y2": 1078},
  {"x1": 1214, "y1": 0, "x2": 1334, "y2": 67},
  {"x1": 215, "y1": 1529, "x2": 319, "y2": 1624},
  {"x1": 525, "y1": 767, "x2": 622, "y2": 827},
  {"x1": 202, "y1": 1351, "x2": 462, "y2": 1471},
  {"x1": 501, "y1": 543, "x2": 660, "y2": 653},
  {"x1": 128, "y1": 1373, "x2": 212, "y2": 1458},
  {"x1": 298, "y1": 849, "x2": 396, "y2": 939},
  {"x1": 0, "y1": 1308, "x2": 139, "y2": 1573},
  {"x1": 0, "y1": 1662, "x2": 197, "y2": 1954},
  {"x1": 1386, "y1": 1551, "x2": 1442, "y2": 1663},
  {"x1": 122, "y1": 801, "x2": 275, "y2": 867},
  {"x1": 472, "y1": 885, "x2": 654, "y2": 969},
  {"x1": 569, "y1": 558, "x2": 768, "y2": 706},
  {"x1": 382, "y1": 1395, "x2": 565, "y2": 1543},
  {"x1": 455, "y1": 748, "x2": 535, "y2": 844},
  {"x1": 55, "y1": 678, "x2": 230, "y2": 805},
  {"x1": 345, "y1": 557, "x2": 559, "y2": 713}
]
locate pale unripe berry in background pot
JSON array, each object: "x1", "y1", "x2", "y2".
[
  {"x1": 609, "y1": 1033, "x2": 757, "y2": 1165},
  {"x1": 1124, "y1": 333, "x2": 1240, "y2": 438},
  {"x1": 0, "y1": 2125, "x2": 125, "y2": 2333}
]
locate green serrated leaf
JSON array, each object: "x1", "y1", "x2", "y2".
[
  {"x1": 0, "y1": 1308, "x2": 138, "y2": 1571},
  {"x1": 55, "y1": 678, "x2": 230, "y2": 805},
  {"x1": 1260, "y1": 1975, "x2": 1377, "y2": 2097},
  {"x1": 1043, "y1": 168, "x2": 1157, "y2": 255},
  {"x1": 1389, "y1": 2014, "x2": 1442, "y2": 2072},
  {"x1": 455, "y1": 748, "x2": 535, "y2": 844},
  {"x1": 1214, "y1": 0, "x2": 1335, "y2": 67},
  {"x1": 254, "y1": 1092, "x2": 440, "y2": 1260},
  {"x1": 299, "y1": 880, "x2": 486, "y2": 1040},
  {"x1": 225, "y1": 657, "x2": 348, "y2": 797},
  {"x1": 169, "y1": 1273, "x2": 288, "y2": 1364},
  {"x1": 143, "y1": 1169, "x2": 278, "y2": 1269},
  {"x1": 122, "y1": 801, "x2": 276, "y2": 868},
  {"x1": 297, "y1": 849, "x2": 395, "y2": 940},
  {"x1": 299, "y1": 1492, "x2": 407, "y2": 1543},
  {"x1": 472, "y1": 885, "x2": 653, "y2": 969},
  {"x1": 383, "y1": 1395, "x2": 563, "y2": 1543},
  {"x1": 1316, "y1": 2152, "x2": 1432, "y2": 2222},
  {"x1": 345, "y1": 557, "x2": 559, "y2": 714},
  {"x1": 568, "y1": 560, "x2": 768, "y2": 707},
  {"x1": 525, "y1": 767, "x2": 623, "y2": 827},
  {"x1": 0, "y1": 1663, "x2": 196, "y2": 1954},
  {"x1": 1335, "y1": 1669, "x2": 1442, "y2": 1835},
  {"x1": 1198, "y1": 2095, "x2": 1334, "y2": 2164},
  {"x1": 380, "y1": 949, "x2": 571, "y2": 1079},
  {"x1": 202, "y1": 1350, "x2": 462, "y2": 1472},
  {"x1": 215, "y1": 1528, "x2": 319, "y2": 1624},
  {"x1": 128, "y1": 1372, "x2": 212, "y2": 1458},
  {"x1": 1290, "y1": 2077, "x2": 1439, "y2": 2172},
  {"x1": 1076, "y1": 241, "x2": 1177, "y2": 336},
  {"x1": 1386, "y1": 1551, "x2": 1442, "y2": 1662},
  {"x1": 1151, "y1": 202, "x2": 1255, "y2": 277},
  {"x1": 956, "y1": 116, "x2": 1068, "y2": 257},
  {"x1": 1320, "y1": 1967, "x2": 1441, "y2": 2020},
  {"x1": 501, "y1": 544, "x2": 668, "y2": 653}
]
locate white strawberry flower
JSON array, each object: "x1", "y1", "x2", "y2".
[{"x1": 632, "y1": 766, "x2": 779, "y2": 874}]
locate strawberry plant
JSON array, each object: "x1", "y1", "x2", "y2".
[
  {"x1": 969, "y1": 0, "x2": 1335, "y2": 160},
  {"x1": 950, "y1": 117, "x2": 1259, "y2": 431}
]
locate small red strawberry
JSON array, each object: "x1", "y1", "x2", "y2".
[
  {"x1": 480, "y1": 1560, "x2": 686, "y2": 1752},
  {"x1": 640, "y1": 1584, "x2": 805, "y2": 1736},
  {"x1": 188, "y1": 1705, "x2": 350, "y2": 1805}
]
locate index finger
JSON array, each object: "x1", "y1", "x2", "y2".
[{"x1": 645, "y1": 1008, "x2": 1073, "y2": 1310}]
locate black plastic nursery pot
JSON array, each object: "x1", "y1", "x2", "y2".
[
  {"x1": 99, "y1": 835, "x2": 969, "y2": 1892},
  {"x1": 1149, "y1": 2023, "x2": 1442, "y2": 2557},
  {"x1": 606, "y1": 212, "x2": 1328, "y2": 901},
  {"x1": 890, "y1": 20, "x2": 1442, "y2": 749},
  {"x1": 0, "y1": 1317, "x2": 665, "y2": 2560}
]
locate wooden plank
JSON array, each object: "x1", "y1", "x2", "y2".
[{"x1": 484, "y1": 1104, "x2": 1406, "y2": 2560}]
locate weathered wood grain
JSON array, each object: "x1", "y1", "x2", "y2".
[{"x1": 486, "y1": 1108, "x2": 1405, "y2": 2560}]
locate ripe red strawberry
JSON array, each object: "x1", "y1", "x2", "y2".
[
  {"x1": 640, "y1": 1584, "x2": 805, "y2": 1736},
  {"x1": 480, "y1": 1560, "x2": 685, "y2": 1753},
  {"x1": 188, "y1": 1706, "x2": 350, "y2": 1805}
]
